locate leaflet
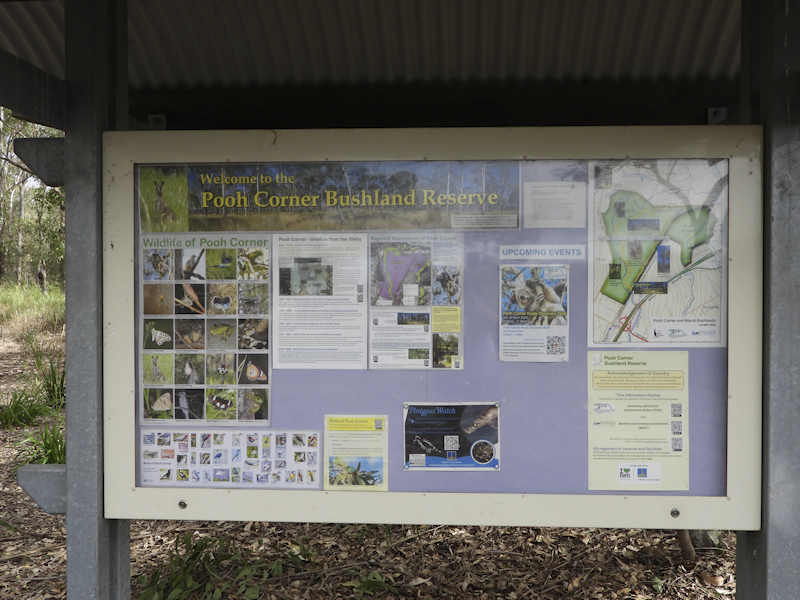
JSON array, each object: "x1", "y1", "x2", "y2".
[
  {"x1": 587, "y1": 351, "x2": 689, "y2": 490},
  {"x1": 140, "y1": 233, "x2": 271, "y2": 425},
  {"x1": 368, "y1": 233, "x2": 464, "y2": 369},
  {"x1": 499, "y1": 264, "x2": 569, "y2": 361},
  {"x1": 272, "y1": 234, "x2": 368, "y2": 369},
  {"x1": 140, "y1": 428, "x2": 320, "y2": 488},
  {"x1": 324, "y1": 415, "x2": 388, "y2": 491},
  {"x1": 403, "y1": 403, "x2": 500, "y2": 470}
]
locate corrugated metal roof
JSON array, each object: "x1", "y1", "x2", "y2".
[{"x1": 0, "y1": 0, "x2": 741, "y2": 89}]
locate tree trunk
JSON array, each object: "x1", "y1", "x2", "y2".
[
  {"x1": 677, "y1": 529, "x2": 697, "y2": 563},
  {"x1": 15, "y1": 182, "x2": 23, "y2": 283},
  {"x1": 37, "y1": 259, "x2": 47, "y2": 293}
]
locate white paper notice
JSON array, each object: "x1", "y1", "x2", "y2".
[
  {"x1": 272, "y1": 234, "x2": 368, "y2": 369},
  {"x1": 522, "y1": 160, "x2": 588, "y2": 229},
  {"x1": 523, "y1": 181, "x2": 587, "y2": 229}
]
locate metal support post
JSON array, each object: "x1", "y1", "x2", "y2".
[
  {"x1": 64, "y1": 0, "x2": 130, "y2": 598},
  {"x1": 736, "y1": 0, "x2": 800, "y2": 598}
]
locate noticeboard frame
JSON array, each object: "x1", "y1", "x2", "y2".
[{"x1": 103, "y1": 126, "x2": 762, "y2": 529}]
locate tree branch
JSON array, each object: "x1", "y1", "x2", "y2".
[{"x1": 0, "y1": 155, "x2": 34, "y2": 177}]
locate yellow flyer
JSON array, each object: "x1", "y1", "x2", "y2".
[
  {"x1": 587, "y1": 351, "x2": 689, "y2": 490},
  {"x1": 324, "y1": 415, "x2": 388, "y2": 491}
]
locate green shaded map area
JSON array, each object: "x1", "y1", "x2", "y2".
[{"x1": 601, "y1": 190, "x2": 716, "y2": 304}]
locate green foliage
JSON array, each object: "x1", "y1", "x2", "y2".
[
  {"x1": 35, "y1": 356, "x2": 65, "y2": 410},
  {"x1": 19, "y1": 422, "x2": 66, "y2": 464},
  {"x1": 0, "y1": 389, "x2": 50, "y2": 427},
  {"x1": 343, "y1": 571, "x2": 398, "y2": 597},
  {"x1": 0, "y1": 283, "x2": 65, "y2": 341},
  {"x1": 137, "y1": 533, "x2": 286, "y2": 600}
]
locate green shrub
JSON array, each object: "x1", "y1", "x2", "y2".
[
  {"x1": 0, "y1": 390, "x2": 49, "y2": 427},
  {"x1": 137, "y1": 533, "x2": 286, "y2": 600},
  {"x1": 20, "y1": 423, "x2": 66, "y2": 464},
  {"x1": 34, "y1": 356, "x2": 65, "y2": 410}
]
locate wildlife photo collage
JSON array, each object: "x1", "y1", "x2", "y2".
[
  {"x1": 139, "y1": 236, "x2": 321, "y2": 488},
  {"x1": 141, "y1": 242, "x2": 271, "y2": 425}
]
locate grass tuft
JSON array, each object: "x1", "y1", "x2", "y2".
[
  {"x1": 0, "y1": 390, "x2": 50, "y2": 427},
  {"x1": 19, "y1": 422, "x2": 66, "y2": 464},
  {"x1": 30, "y1": 351, "x2": 65, "y2": 410}
]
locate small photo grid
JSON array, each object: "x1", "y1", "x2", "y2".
[
  {"x1": 140, "y1": 240, "x2": 271, "y2": 426},
  {"x1": 140, "y1": 428, "x2": 320, "y2": 488}
]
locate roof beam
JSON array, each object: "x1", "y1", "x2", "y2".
[
  {"x1": 130, "y1": 78, "x2": 740, "y2": 129},
  {"x1": 0, "y1": 49, "x2": 65, "y2": 130}
]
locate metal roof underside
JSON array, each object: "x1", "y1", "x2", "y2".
[{"x1": 0, "y1": 0, "x2": 741, "y2": 90}]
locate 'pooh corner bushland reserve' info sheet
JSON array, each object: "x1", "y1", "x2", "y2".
[{"x1": 587, "y1": 351, "x2": 689, "y2": 491}]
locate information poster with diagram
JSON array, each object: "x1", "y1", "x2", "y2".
[
  {"x1": 587, "y1": 351, "x2": 689, "y2": 490},
  {"x1": 368, "y1": 233, "x2": 464, "y2": 369}
]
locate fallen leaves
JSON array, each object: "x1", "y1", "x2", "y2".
[{"x1": 0, "y1": 424, "x2": 739, "y2": 599}]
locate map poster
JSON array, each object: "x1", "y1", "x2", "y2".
[
  {"x1": 403, "y1": 404, "x2": 500, "y2": 470},
  {"x1": 588, "y1": 159, "x2": 728, "y2": 347},
  {"x1": 587, "y1": 351, "x2": 689, "y2": 491},
  {"x1": 368, "y1": 233, "x2": 464, "y2": 369},
  {"x1": 324, "y1": 415, "x2": 388, "y2": 491},
  {"x1": 499, "y1": 264, "x2": 569, "y2": 362}
]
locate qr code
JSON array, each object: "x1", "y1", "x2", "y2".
[
  {"x1": 409, "y1": 454, "x2": 426, "y2": 466},
  {"x1": 546, "y1": 336, "x2": 566, "y2": 355},
  {"x1": 444, "y1": 435, "x2": 460, "y2": 451}
]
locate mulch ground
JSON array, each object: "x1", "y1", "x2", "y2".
[
  {"x1": 0, "y1": 421, "x2": 737, "y2": 600},
  {"x1": 0, "y1": 336, "x2": 737, "y2": 599}
]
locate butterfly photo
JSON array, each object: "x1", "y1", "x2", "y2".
[
  {"x1": 143, "y1": 388, "x2": 172, "y2": 419},
  {"x1": 144, "y1": 319, "x2": 174, "y2": 349},
  {"x1": 206, "y1": 352, "x2": 235, "y2": 385},
  {"x1": 237, "y1": 353, "x2": 269, "y2": 385},
  {"x1": 205, "y1": 388, "x2": 236, "y2": 420}
]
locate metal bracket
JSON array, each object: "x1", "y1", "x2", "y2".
[
  {"x1": 13, "y1": 137, "x2": 65, "y2": 187},
  {"x1": 16, "y1": 464, "x2": 67, "y2": 515}
]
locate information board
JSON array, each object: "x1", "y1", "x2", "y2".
[{"x1": 104, "y1": 127, "x2": 762, "y2": 529}]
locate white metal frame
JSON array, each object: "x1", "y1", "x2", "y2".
[{"x1": 104, "y1": 126, "x2": 762, "y2": 529}]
